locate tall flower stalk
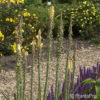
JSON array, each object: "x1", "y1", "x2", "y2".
[
  {"x1": 37, "y1": 29, "x2": 42, "y2": 100},
  {"x1": 30, "y1": 38, "x2": 35, "y2": 100},
  {"x1": 37, "y1": 47, "x2": 42, "y2": 100},
  {"x1": 16, "y1": 16, "x2": 24, "y2": 100},
  {"x1": 55, "y1": 11, "x2": 64, "y2": 100},
  {"x1": 64, "y1": 15, "x2": 74, "y2": 100},
  {"x1": 22, "y1": 49, "x2": 28, "y2": 100},
  {"x1": 71, "y1": 42, "x2": 76, "y2": 94},
  {"x1": 43, "y1": 5, "x2": 54, "y2": 100}
]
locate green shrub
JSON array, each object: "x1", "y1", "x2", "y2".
[
  {"x1": 27, "y1": 1, "x2": 100, "y2": 39},
  {"x1": 91, "y1": 36, "x2": 100, "y2": 45}
]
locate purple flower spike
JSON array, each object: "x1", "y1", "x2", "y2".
[{"x1": 47, "y1": 63, "x2": 100, "y2": 100}]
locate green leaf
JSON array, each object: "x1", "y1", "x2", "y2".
[
  {"x1": 95, "y1": 78, "x2": 100, "y2": 100},
  {"x1": 82, "y1": 78, "x2": 96, "y2": 85}
]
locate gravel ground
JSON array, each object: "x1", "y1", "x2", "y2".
[{"x1": 0, "y1": 40, "x2": 100, "y2": 100}]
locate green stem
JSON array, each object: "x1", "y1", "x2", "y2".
[
  {"x1": 23, "y1": 54, "x2": 27, "y2": 100},
  {"x1": 37, "y1": 50, "x2": 42, "y2": 100},
  {"x1": 55, "y1": 56, "x2": 60, "y2": 100},
  {"x1": 71, "y1": 45, "x2": 76, "y2": 94},
  {"x1": 43, "y1": 51, "x2": 50, "y2": 100},
  {"x1": 64, "y1": 54, "x2": 69, "y2": 100},
  {"x1": 30, "y1": 45, "x2": 35, "y2": 100}
]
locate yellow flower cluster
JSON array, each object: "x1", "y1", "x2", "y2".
[
  {"x1": 11, "y1": 43, "x2": 17, "y2": 53},
  {"x1": 6, "y1": 18, "x2": 15, "y2": 23},
  {"x1": 23, "y1": 12, "x2": 30, "y2": 17},
  {"x1": 0, "y1": 0, "x2": 24, "y2": 4},
  {"x1": 0, "y1": 31, "x2": 4, "y2": 40},
  {"x1": 22, "y1": 9, "x2": 38, "y2": 19}
]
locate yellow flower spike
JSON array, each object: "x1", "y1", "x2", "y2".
[
  {"x1": 40, "y1": 43, "x2": 43, "y2": 48},
  {"x1": 36, "y1": 29, "x2": 42, "y2": 40},
  {"x1": 0, "y1": 31, "x2": 4, "y2": 40},
  {"x1": 21, "y1": 48, "x2": 28, "y2": 56},
  {"x1": 31, "y1": 38, "x2": 37, "y2": 47},
  {"x1": 49, "y1": 5, "x2": 55, "y2": 19},
  {"x1": 36, "y1": 35, "x2": 39, "y2": 39},
  {"x1": 32, "y1": 29, "x2": 43, "y2": 50}
]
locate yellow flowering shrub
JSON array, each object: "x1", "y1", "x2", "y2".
[
  {"x1": 0, "y1": 0, "x2": 24, "y2": 4},
  {"x1": 0, "y1": 3, "x2": 39, "y2": 55},
  {"x1": 63, "y1": 0, "x2": 100, "y2": 38}
]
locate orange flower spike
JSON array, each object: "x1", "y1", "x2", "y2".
[{"x1": 68, "y1": 59, "x2": 73, "y2": 71}]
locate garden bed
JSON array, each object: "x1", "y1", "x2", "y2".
[{"x1": 0, "y1": 40, "x2": 100, "y2": 100}]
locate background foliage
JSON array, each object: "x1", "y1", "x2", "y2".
[{"x1": 0, "y1": 0, "x2": 100, "y2": 56}]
